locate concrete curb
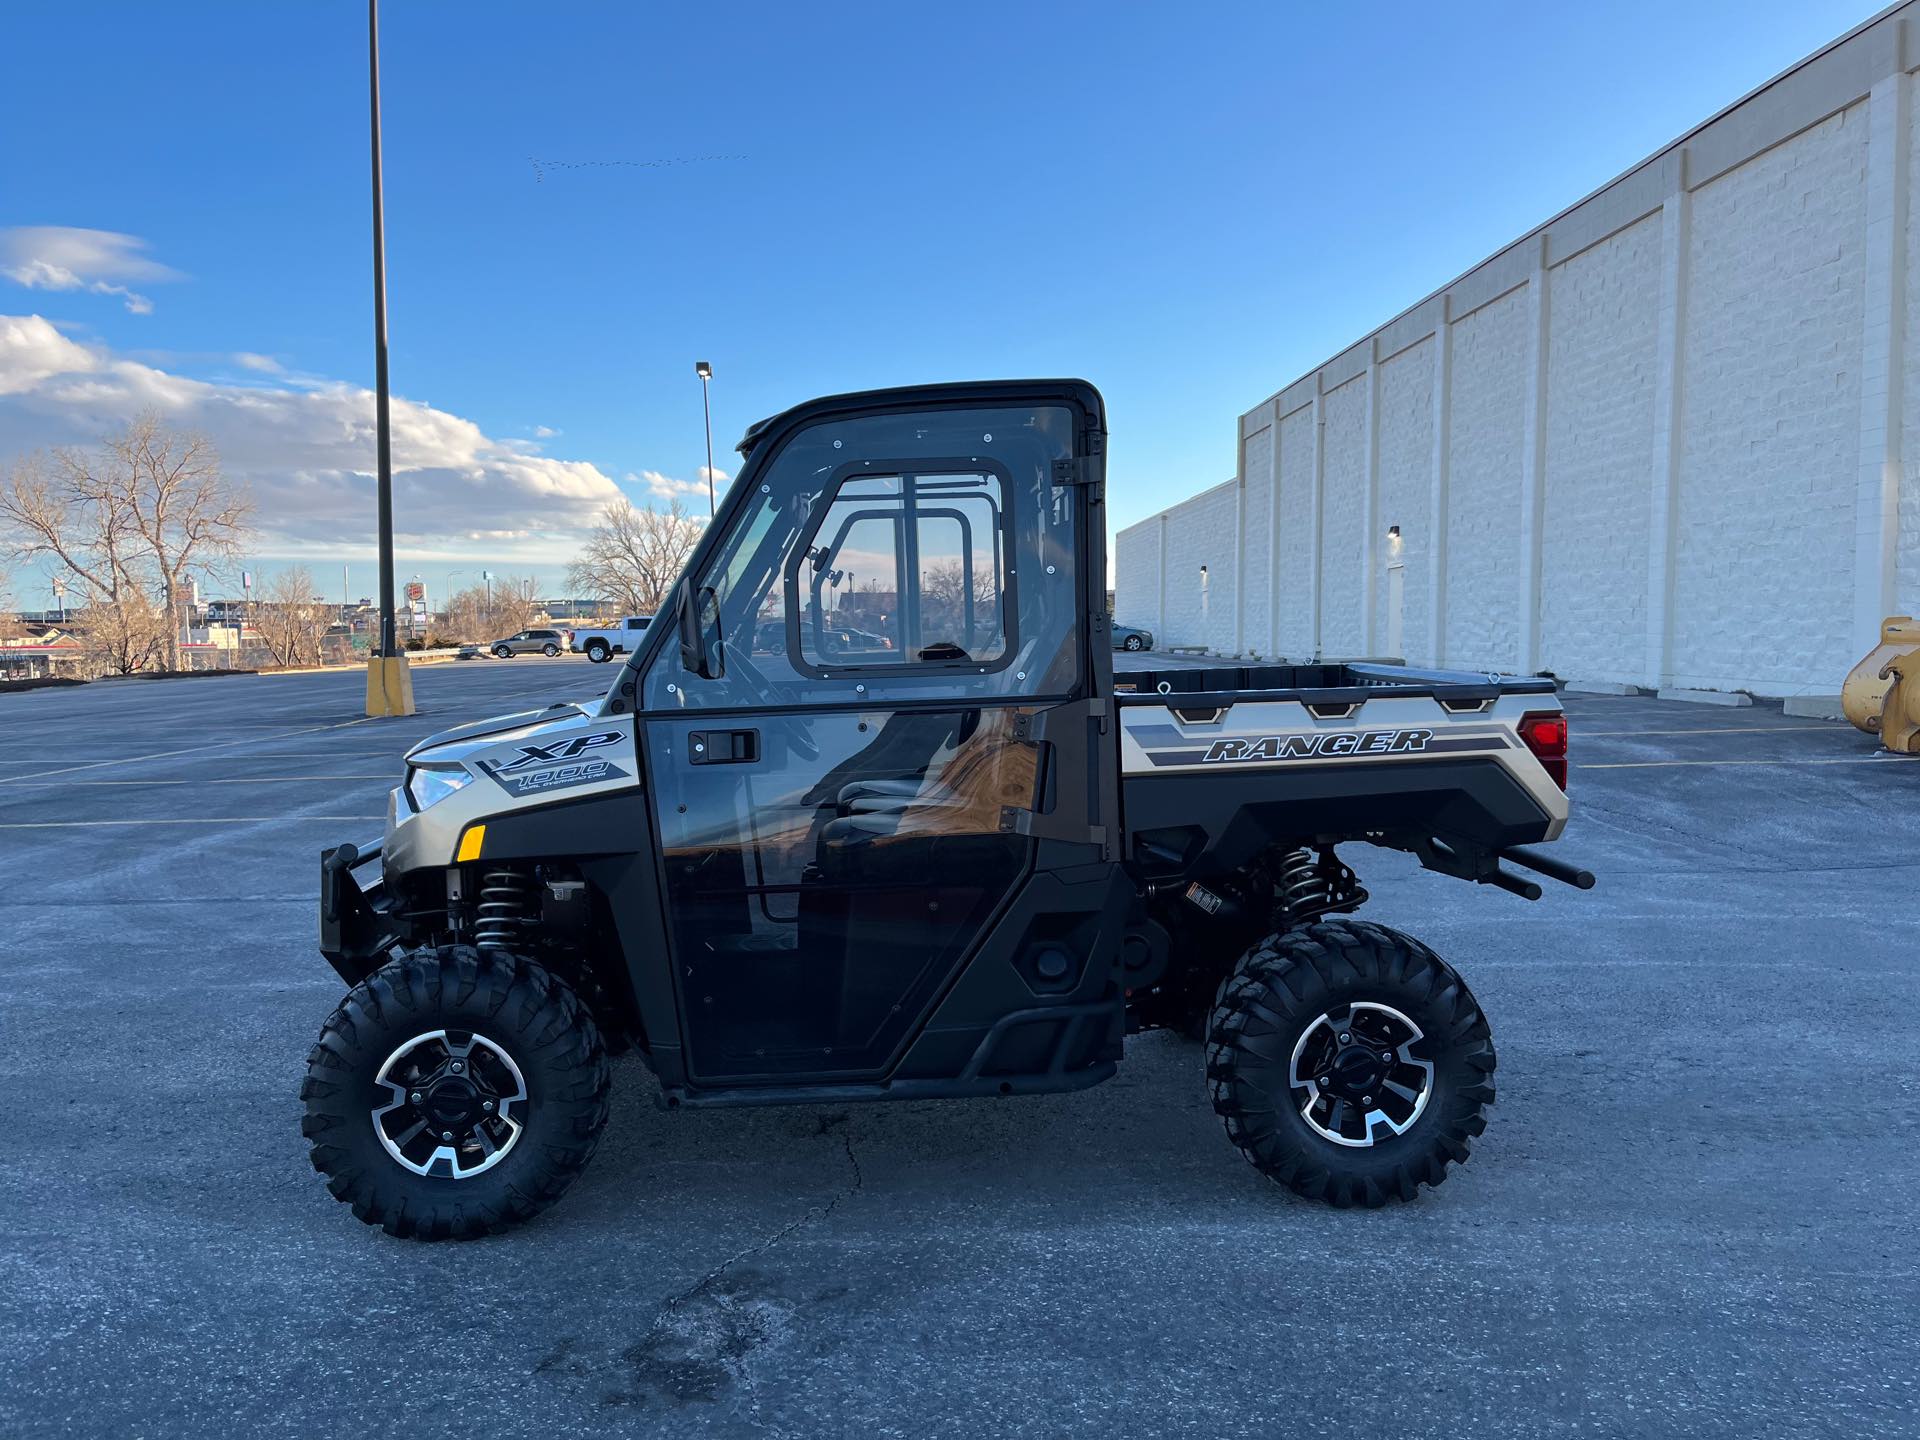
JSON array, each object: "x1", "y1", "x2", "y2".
[
  {"x1": 1656, "y1": 687, "x2": 1753, "y2": 707},
  {"x1": 1781, "y1": 695, "x2": 1847, "y2": 720},
  {"x1": 1564, "y1": 680, "x2": 1649, "y2": 696}
]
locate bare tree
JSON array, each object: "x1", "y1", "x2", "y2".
[
  {"x1": 113, "y1": 414, "x2": 252, "y2": 669},
  {"x1": 78, "y1": 592, "x2": 169, "y2": 675},
  {"x1": 1, "y1": 450, "x2": 163, "y2": 673},
  {"x1": 566, "y1": 499, "x2": 702, "y2": 615},
  {"x1": 439, "y1": 577, "x2": 539, "y2": 643},
  {"x1": 256, "y1": 566, "x2": 332, "y2": 667},
  {"x1": 0, "y1": 416, "x2": 251, "y2": 672}
]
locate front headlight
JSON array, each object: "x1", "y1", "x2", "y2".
[{"x1": 406, "y1": 763, "x2": 474, "y2": 811}]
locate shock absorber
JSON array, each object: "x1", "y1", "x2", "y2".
[
  {"x1": 472, "y1": 868, "x2": 536, "y2": 951},
  {"x1": 1272, "y1": 846, "x2": 1369, "y2": 927}
]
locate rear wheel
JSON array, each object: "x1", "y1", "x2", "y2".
[
  {"x1": 585, "y1": 639, "x2": 610, "y2": 663},
  {"x1": 1205, "y1": 920, "x2": 1495, "y2": 1207},
  {"x1": 300, "y1": 945, "x2": 611, "y2": 1238},
  {"x1": 542, "y1": 642, "x2": 560, "y2": 656}
]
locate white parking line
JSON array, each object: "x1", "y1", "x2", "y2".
[
  {"x1": 0, "y1": 715, "x2": 384, "y2": 786},
  {"x1": 0, "y1": 816, "x2": 385, "y2": 828},
  {"x1": 2, "y1": 777, "x2": 391, "y2": 786},
  {"x1": 1577, "y1": 756, "x2": 1907, "y2": 769},
  {"x1": 1579, "y1": 726, "x2": 1843, "y2": 737}
]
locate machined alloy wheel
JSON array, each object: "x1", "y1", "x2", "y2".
[
  {"x1": 542, "y1": 643, "x2": 560, "y2": 656},
  {"x1": 493, "y1": 644, "x2": 512, "y2": 659},
  {"x1": 1124, "y1": 634, "x2": 1144, "y2": 651},
  {"x1": 371, "y1": 1028, "x2": 528, "y2": 1178},
  {"x1": 1287, "y1": 1002, "x2": 1434, "y2": 1147},
  {"x1": 586, "y1": 640, "x2": 610, "y2": 662}
]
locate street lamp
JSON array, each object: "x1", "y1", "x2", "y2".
[
  {"x1": 363, "y1": 0, "x2": 414, "y2": 715},
  {"x1": 695, "y1": 359, "x2": 715, "y2": 517}
]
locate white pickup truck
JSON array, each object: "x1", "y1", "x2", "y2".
[{"x1": 568, "y1": 614, "x2": 653, "y2": 662}]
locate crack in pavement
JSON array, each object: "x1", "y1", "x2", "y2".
[{"x1": 659, "y1": 1123, "x2": 865, "y2": 1321}]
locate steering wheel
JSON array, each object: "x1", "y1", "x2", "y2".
[{"x1": 722, "y1": 641, "x2": 820, "y2": 761}]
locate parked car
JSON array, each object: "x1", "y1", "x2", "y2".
[
  {"x1": 1112, "y1": 622, "x2": 1153, "y2": 652},
  {"x1": 570, "y1": 615, "x2": 653, "y2": 663},
  {"x1": 488, "y1": 628, "x2": 567, "y2": 658}
]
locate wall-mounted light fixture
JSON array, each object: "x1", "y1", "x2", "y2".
[
  {"x1": 1199, "y1": 564, "x2": 1208, "y2": 574},
  {"x1": 1387, "y1": 525, "x2": 1401, "y2": 541}
]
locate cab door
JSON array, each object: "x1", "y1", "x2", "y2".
[{"x1": 637, "y1": 385, "x2": 1117, "y2": 1085}]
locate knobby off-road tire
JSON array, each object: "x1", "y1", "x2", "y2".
[
  {"x1": 1206, "y1": 919, "x2": 1495, "y2": 1208},
  {"x1": 301, "y1": 945, "x2": 611, "y2": 1239}
]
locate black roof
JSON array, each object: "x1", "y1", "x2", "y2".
[{"x1": 736, "y1": 378, "x2": 1103, "y2": 456}]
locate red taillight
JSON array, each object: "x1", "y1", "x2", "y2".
[{"x1": 1518, "y1": 711, "x2": 1568, "y2": 790}]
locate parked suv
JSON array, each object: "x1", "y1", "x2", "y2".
[{"x1": 489, "y1": 628, "x2": 566, "y2": 658}]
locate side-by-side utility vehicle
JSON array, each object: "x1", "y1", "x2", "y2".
[{"x1": 304, "y1": 380, "x2": 1593, "y2": 1238}]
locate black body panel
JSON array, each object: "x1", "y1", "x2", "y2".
[{"x1": 1122, "y1": 757, "x2": 1554, "y2": 879}]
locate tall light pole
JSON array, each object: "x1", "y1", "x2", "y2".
[
  {"x1": 695, "y1": 359, "x2": 715, "y2": 517},
  {"x1": 364, "y1": 0, "x2": 414, "y2": 714}
]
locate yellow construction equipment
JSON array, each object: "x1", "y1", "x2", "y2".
[{"x1": 1842, "y1": 616, "x2": 1920, "y2": 753}]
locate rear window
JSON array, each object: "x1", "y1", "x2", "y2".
[{"x1": 788, "y1": 468, "x2": 1010, "y2": 672}]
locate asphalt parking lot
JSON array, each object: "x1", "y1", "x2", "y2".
[{"x1": 2, "y1": 655, "x2": 1917, "y2": 1438}]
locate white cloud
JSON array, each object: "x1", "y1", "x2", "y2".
[
  {"x1": 0, "y1": 315, "x2": 101, "y2": 396},
  {"x1": 0, "y1": 227, "x2": 183, "y2": 315},
  {"x1": 637, "y1": 468, "x2": 712, "y2": 503},
  {"x1": 0, "y1": 312, "x2": 629, "y2": 567},
  {"x1": 533, "y1": 424, "x2": 558, "y2": 438},
  {"x1": 232, "y1": 352, "x2": 283, "y2": 374}
]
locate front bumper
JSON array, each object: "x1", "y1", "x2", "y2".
[{"x1": 319, "y1": 839, "x2": 405, "y2": 984}]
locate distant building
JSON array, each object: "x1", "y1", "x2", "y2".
[{"x1": 0, "y1": 623, "x2": 85, "y2": 680}]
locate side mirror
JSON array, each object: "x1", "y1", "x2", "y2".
[{"x1": 679, "y1": 583, "x2": 724, "y2": 679}]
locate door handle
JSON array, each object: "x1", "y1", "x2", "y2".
[{"x1": 688, "y1": 729, "x2": 760, "y2": 765}]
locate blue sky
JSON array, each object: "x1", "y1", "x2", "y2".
[{"x1": 0, "y1": 0, "x2": 1879, "y2": 603}]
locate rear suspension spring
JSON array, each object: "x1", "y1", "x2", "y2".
[{"x1": 1272, "y1": 846, "x2": 1369, "y2": 927}]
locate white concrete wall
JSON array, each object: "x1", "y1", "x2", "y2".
[
  {"x1": 1374, "y1": 337, "x2": 1433, "y2": 659},
  {"x1": 1444, "y1": 288, "x2": 1528, "y2": 671},
  {"x1": 1117, "y1": 4, "x2": 1920, "y2": 697},
  {"x1": 1540, "y1": 214, "x2": 1661, "y2": 681}
]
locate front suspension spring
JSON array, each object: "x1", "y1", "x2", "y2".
[{"x1": 472, "y1": 868, "x2": 536, "y2": 951}]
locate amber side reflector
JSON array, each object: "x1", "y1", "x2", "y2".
[{"x1": 456, "y1": 825, "x2": 485, "y2": 862}]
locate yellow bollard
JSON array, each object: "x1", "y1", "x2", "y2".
[
  {"x1": 364, "y1": 652, "x2": 417, "y2": 717},
  {"x1": 1841, "y1": 616, "x2": 1919, "y2": 750}
]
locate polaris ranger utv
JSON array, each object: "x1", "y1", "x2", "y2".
[{"x1": 304, "y1": 380, "x2": 1592, "y2": 1238}]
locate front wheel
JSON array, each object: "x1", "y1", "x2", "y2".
[
  {"x1": 492, "y1": 645, "x2": 512, "y2": 659},
  {"x1": 1206, "y1": 920, "x2": 1495, "y2": 1207},
  {"x1": 1123, "y1": 634, "x2": 1144, "y2": 651},
  {"x1": 300, "y1": 946, "x2": 611, "y2": 1238},
  {"x1": 585, "y1": 640, "x2": 610, "y2": 663}
]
